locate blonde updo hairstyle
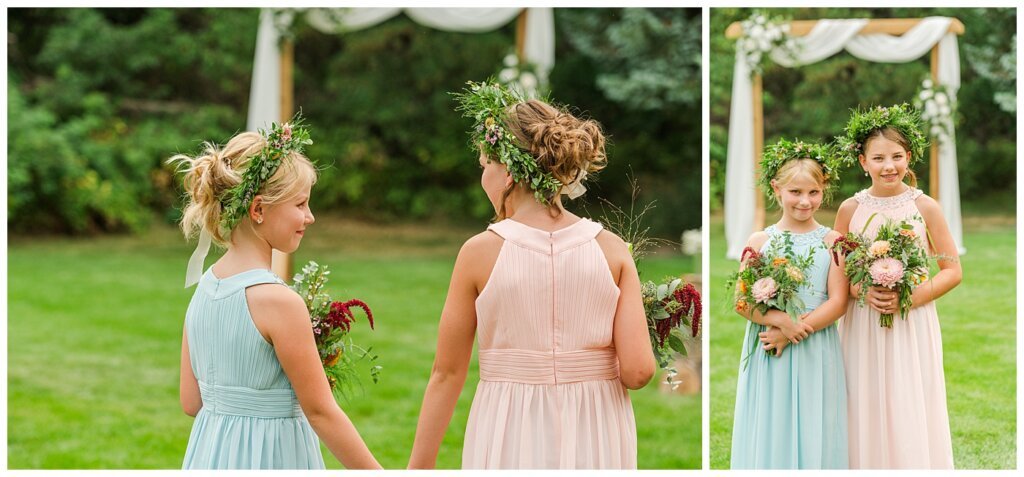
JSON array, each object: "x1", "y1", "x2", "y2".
[
  {"x1": 862, "y1": 126, "x2": 918, "y2": 187},
  {"x1": 170, "y1": 132, "x2": 318, "y2": 246},
  {"x1": 494, "y1": 99, "x2": 607, "y2": 220},
  {"x1": 771, "y1": 158, "x2": 828, "y2": 202}
]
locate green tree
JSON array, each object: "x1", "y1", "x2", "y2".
[
  {"x1": 8, "y1": 8, "x2": 259, "y2": 232},
  {"x1": 9, "y1": 8, "x2": 702, "y2": 239}
]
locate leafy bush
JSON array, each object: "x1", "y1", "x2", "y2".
[{"x1": 9, "y1": 8, "x2": 702, "y2": 238}]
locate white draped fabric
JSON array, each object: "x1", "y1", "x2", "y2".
[
  {"x1": 725, "y1": 17, "x2": 965, "y2": 258},
  {"x1": 246, "y1": 8, "x2": 284, "y2": 136},
  {"x1": 247, "y1": 7, "x2": 555, "y2": 132},
  {"x1": 723, "y1": 53, "x2": 755, "y2": 261},
  {"x1": 306, "y1": 8, "x2": 520, "y2": 33}
]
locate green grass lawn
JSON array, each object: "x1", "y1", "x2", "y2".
[
  {"x1": 709, "y1": 213, "x2": 1017, "y2": 469},
  {"x1": 7, "y1": 216, "x2": 700, "y2": 469}
]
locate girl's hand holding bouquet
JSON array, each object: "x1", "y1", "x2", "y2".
[
  {"x1": 727, "y1": 232, "x2": 816, "y2": 358},
  {"x1": 831, "y1": 214, "x2": 933, "y2": 328}
]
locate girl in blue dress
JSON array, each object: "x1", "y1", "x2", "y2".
[
  {"x1": 172, "y1": 121, "x2": 381, "y2": 469},
  {"x1": 729, "y1": 140, "x2": 849, "y2": 469}
]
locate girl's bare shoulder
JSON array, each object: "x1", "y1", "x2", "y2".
[{"x1": 746, "y1": 231, "x2": 770, "y2": 251}]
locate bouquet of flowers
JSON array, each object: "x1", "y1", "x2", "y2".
[
  {"x1": 291, "y1": 261, "x2": 381, "y2": 399},
  {"x1": 598, "y1": 179, "x2": 702, "y2": 388},
  {"x1": 644, "y1": 278, "x2": 702, "y2": 389},
  {"x1": 726, "y1": 232, "x2": 815, "y2": 358},
  {"x1": 830, "y1": 215, "x2": 930, "y2": 328}
]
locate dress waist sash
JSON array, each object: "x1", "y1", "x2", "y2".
[
  {"x1": 478, "y1": 348, "x2": 620, "y2": 385},
  {"x1": 198, "y1": 381, "x2": 303, "y2": 418}
]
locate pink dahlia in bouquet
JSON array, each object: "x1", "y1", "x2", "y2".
[
  {"x1": 726, "y1": 232, "x2": 815, "y2": 358},
  {"x1": 292, "y1": 261, "x2": 381, "y2": 399},
  {"x1": 750, "y1": 276, "x2": 779, "y2": 304},
  {"x1": 869, "y1": 257, "x2": 904, "y2": 288},
  {"x1": 830, "y1": 214, "x2": 931, "y2": 328}
]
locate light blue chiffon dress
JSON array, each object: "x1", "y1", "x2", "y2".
[
  {"x1": 182, "y1": 268, "x2": 325, "y2": 469},
  {"x1": 730, "y1": 225, "x2": 848, "y2": 469}
]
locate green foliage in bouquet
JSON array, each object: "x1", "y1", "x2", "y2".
[
  {"x1": 830, "y1": 213, "x2": 936, "y2": 328},
  {"x1": 598, "y1": 178, "x2": 702, "y2": 388},
  {"x1": 725, "y1": 232, "x2": 815, "y2": 364},
  {"x1": 291, "y1": 261, "x2": 381, "y2": 400},
  {"x1": 727, "y1": 232, "x2": 814, "y2": 321},
  {"x1": 642, "y1": 278, "x2": 701, "y2": 388}
]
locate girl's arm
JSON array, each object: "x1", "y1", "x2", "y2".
[
  {"x1": 833, "y1": 198, "x2": 863, "y2": 298},
  {"x1": 179, "y1": 326, "x2": 202, "y2": 417},
  {"x1": 597, "y1": 232, "x2": 655, "y2": 390},
  {"x1": 252, "y1": 285, "x2": 381, "y2": 469},
  {"x1": 908, "y1": 195, "x2": 962, "y2": 308},
  {"x1": 800, "y1": 232, "x2": 850, "y2": 332},
  {"x1": 833, "y1": 197, "x2": 857, "y2": 235},
  {"x1": 741, "y1": 305, "x2": 807, "y2": 333},
  {"x1": 408, "y1": 233, "x2": 497, "y2": 469}
]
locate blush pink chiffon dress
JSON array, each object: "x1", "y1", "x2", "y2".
[
  {"x1": 461, "y1": 218, "x2": 637, "y2": 469},
  {"x1": 839, "y1": 188, "x2": 954, "y2": 469}
]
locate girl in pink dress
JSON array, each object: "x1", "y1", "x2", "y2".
[
  {"x1": 407, "y1": 83, "x2": 655, "y2": 469},
  {"x1": 833, "y1": 105, "x2": 962, "y2": 469}
]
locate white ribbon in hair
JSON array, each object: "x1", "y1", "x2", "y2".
[
  {"x1": 560, "y1": 170, "x2": 588, "y2": 200},
  {"x1": 184, "y1": 229, "x2": 213, "y2": 288}
]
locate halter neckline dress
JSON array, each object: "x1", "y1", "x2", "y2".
[{"x1": 462, "y1": 218, "x2": 637, "y2": 469}]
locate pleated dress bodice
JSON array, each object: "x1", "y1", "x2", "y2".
[
  {"x1": 186, "y1": 269, "x2": 294, "y2": 392},
  {"x1": 474, "y1": 218, "x2": 622, "y2": 383}
]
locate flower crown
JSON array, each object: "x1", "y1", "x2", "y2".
[
  {"x1": 758, "y1": 138, "x2": 841, "y2": 204},
  {"x1": 219, "y1": 112, "x2": 313, "y2": 232},
  {"x1": 835, "y1": 103, "x2": 928, "y2": 166},
  {"x1": 452, "y1": 80, "x2": 562, "y2": 204}
]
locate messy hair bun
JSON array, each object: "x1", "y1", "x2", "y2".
[
  {"x1": 169, "y1": 132, "x2": 316, "y2": 246},
  {"x1": 505, "y1": 99, "x2": 607, "y2": 193}
]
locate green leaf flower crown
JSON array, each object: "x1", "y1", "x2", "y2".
[
  {"x1": 220, "y1": 112, "x2": 313, "y2": 232},
  {"x1": 758, "y1": 138, "x2": 841, "y2": 204},
  {"x1": 834, "y1": 103, "x2": 928, "y2": 166},
  {"x1": 452, "y1": 80, "x2": 562, "y2": 204}
]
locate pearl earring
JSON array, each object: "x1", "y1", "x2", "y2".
[
  {"x1": 864, "y1": 171, "x2": 868, "y2": 177},
  {"x1": 256, "y1": 216, "x2": 263, "y2": 224}
]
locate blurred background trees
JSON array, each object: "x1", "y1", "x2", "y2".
[{"x1": 8, "y1": 8, "x2": 702, "y2": 239}]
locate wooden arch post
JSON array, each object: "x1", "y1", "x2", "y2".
[
  {"x1": 725, "y1": 18, "x2": 965, "y2": 231},
  {"x1": 271, "y1": 9, "x2": 531, "y2": 281},
  {"x1": 515, "y1": 9, "x2": 527, "y2": 61},
  {"x1": 271, "y1": 37, "x2": 295, "y2": 281}
]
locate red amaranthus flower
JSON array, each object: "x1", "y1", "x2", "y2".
[
  {"x1": 656, "y1": 283, "x2": 702, "y2": 345},
  {"x1": 830, "y1": 235, "x2": 861, "y2": 266},
  {"x1": 326, "y1": 299, "x2": 375, "y2": 333},
  {"x1": 741, "y1": 246, "x2": 763, "y2": 268},
  {"x1": 679, "y1": 283, "x2": 702, "y2": 337}
]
